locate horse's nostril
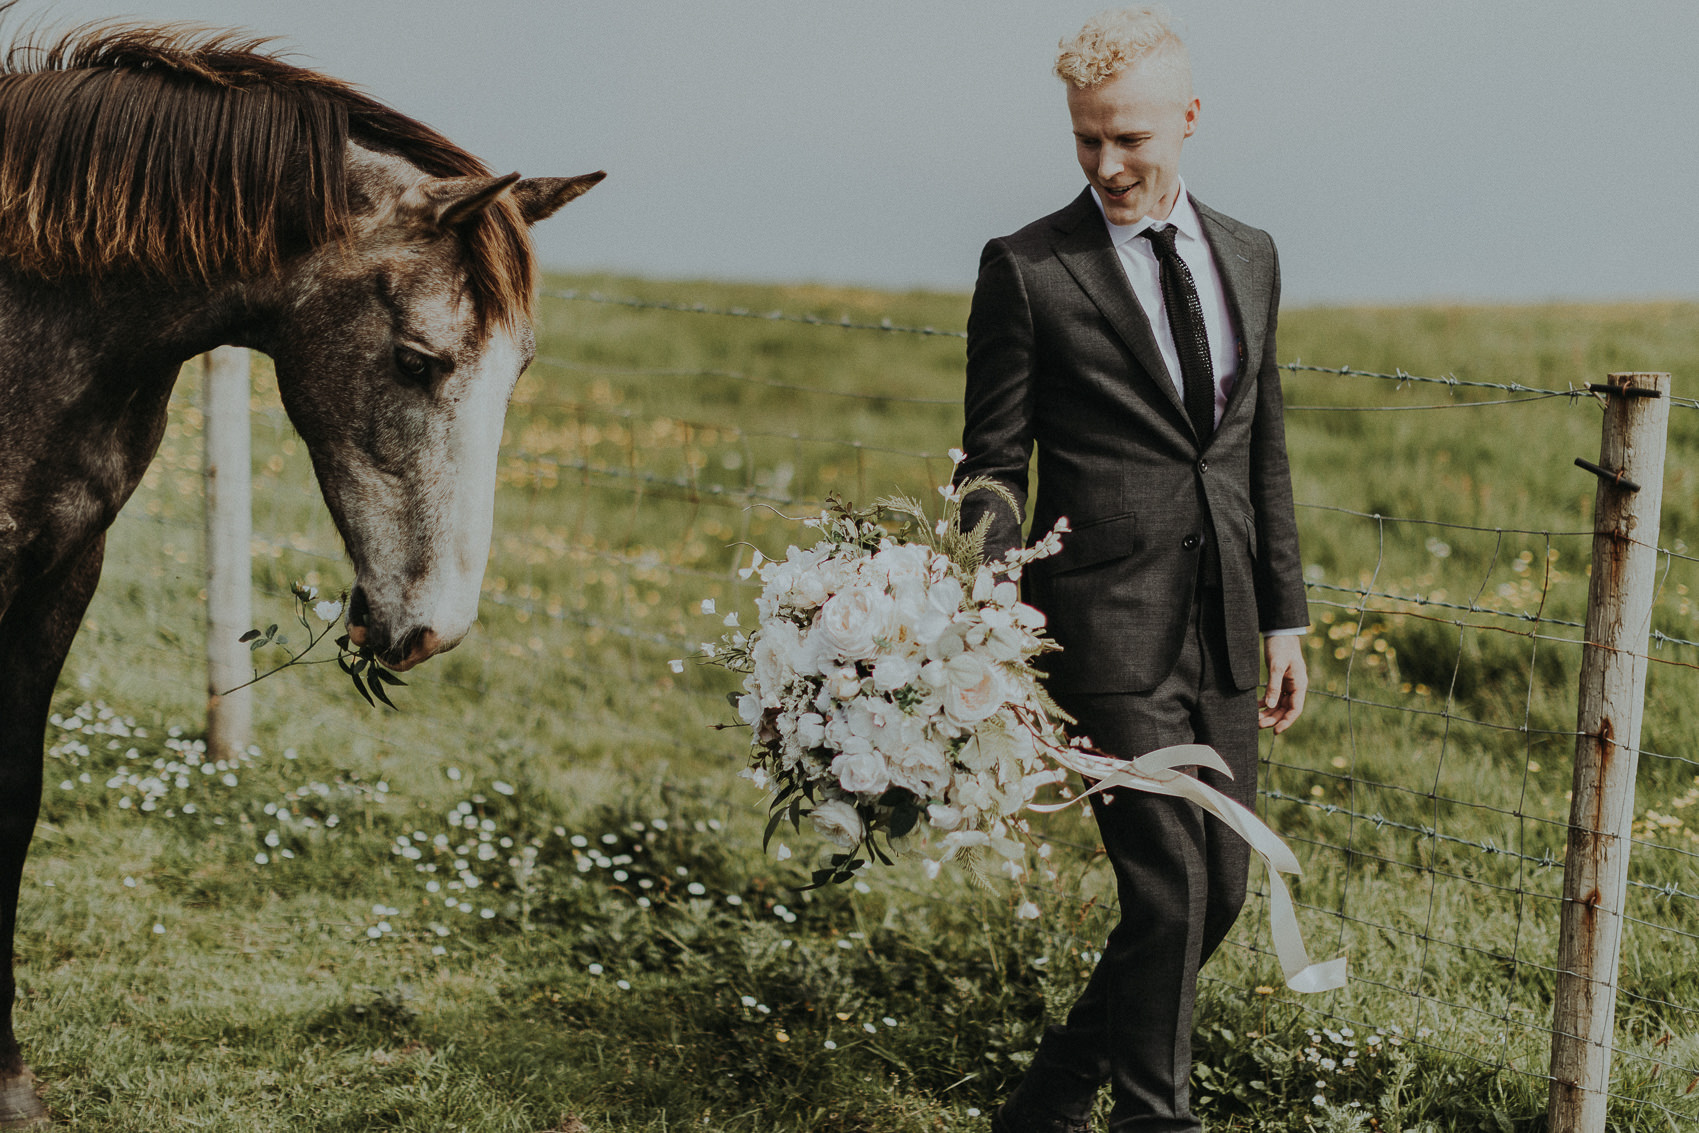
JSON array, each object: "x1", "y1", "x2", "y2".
[
  {"x1": 379, "y1": 626, "x2": 444, "y2": 672},
  {"x1": 393, "y1": 627, "x2": 424, "y2": 660},
  {"x1": 347, "y1": 587, "x2": 371, "y2": 627}
]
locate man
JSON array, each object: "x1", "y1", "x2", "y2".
[{"x1": 954, "y1": 9, "x2": 1309, "y2": 1132}]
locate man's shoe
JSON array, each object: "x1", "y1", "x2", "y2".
[{"x1": 991, "y1": 1100, "x2": 1091, "y2": 1133}]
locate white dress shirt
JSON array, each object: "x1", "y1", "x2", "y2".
[
  {"x1": 1091, "y1": 182, "x2": 1306, "y2": 639},
  {"x1": 1090, "y1": 180, "x2": 1238, "y2": 428}
]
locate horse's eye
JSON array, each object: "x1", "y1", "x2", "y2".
[{"x1": 393, "y1": 347, "x2": 432, "y2": 385}]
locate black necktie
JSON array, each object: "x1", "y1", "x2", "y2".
[{"x1": 1142, "y1": 224, "x2": 1215, "y2": 441}]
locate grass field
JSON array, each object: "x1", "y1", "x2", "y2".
[{"x1": 20, "y1": 277, "x2": 1699, "y2": 1131}]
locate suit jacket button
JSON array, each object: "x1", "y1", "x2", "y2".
[
  {"x1": 1197, "y1": 459, "x2": 1209, "y2": 474},
  {"x1": 1182, "y1": 534, "x2": 1201, "y2": 551}
]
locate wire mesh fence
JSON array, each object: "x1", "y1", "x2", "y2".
[{"x1": 77, "y1": 286, "x2": 1699, "y2": 1127}]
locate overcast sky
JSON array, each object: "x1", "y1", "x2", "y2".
[{"x1": 17, "y1": 1, "x2": 1699, "y2": 305}]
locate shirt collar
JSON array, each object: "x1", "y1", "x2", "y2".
[{"x1": 1091, "y1": 178, "x2": 1204, "y2": 249}]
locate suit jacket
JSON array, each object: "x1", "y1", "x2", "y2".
[{"x1": 956, "y1": 188, "x2": 1308, "y2": 695}]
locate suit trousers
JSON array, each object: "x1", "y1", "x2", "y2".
[{"x1": 1012, "y1": 583, "x2": 1258, "y2": 1133}]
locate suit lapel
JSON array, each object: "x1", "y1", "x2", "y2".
[
  {"x1": 1194, "y1": 200, "x2": 1269, "y2": 427},
  {"x1": 1049, "y1": 190, "x2": 1190, "y2": 425}
]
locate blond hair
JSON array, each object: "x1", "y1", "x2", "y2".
[{"x1": 1055, "y1": 6, "x2": 1192, "y2": 93}]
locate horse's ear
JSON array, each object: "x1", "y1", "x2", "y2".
[
  {"x1": 511, "y1": 172, "x2": 607, "y2": 225},
  {"x1": 410, "y1": 173, "x2": 523, "y2": 230}
]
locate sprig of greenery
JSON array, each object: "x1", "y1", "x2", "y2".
[{"x1": 220, "y1": 581, "x2": 406, "y2": 709}]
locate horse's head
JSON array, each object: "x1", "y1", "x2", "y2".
[{"x1": 269, "y1": 147, "x2": 603, "y2": 672}]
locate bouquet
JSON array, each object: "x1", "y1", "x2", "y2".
[
  {"x1": 701, "y1": 454, "x2": 1073, "y2": 888},
  {"x1": 699, "y1": 457, "x2": 1348, "y2": 992}
]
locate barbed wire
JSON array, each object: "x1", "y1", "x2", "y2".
[
  {"x1": 1280, "y1": 361, "x2": 1698, "y2": 410},
  {"x1": 529, "y1": 354, "x2": 961, "y2": 406},
  {"x1": 545, "y1": 288, "x2": 970, "y2": 339},
  {"x1": 1287, "y1": 393, "x2": 1577, "y2": 412}
]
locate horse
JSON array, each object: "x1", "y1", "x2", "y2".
[{"x1": 0, "y1": 12, "x2": 603, "y2": 1123}]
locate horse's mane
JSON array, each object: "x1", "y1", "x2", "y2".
[{"x1": 0, "y1": 11, "x2": 534, "y2": 326}]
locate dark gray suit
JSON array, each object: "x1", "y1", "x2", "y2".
[{"x1": 957, "y1": 188, "x2": 1307, "y2": 1132}]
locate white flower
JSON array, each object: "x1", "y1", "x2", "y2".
[
  {"x1": 700, "y1": 598, "x2": 717, "y2": 615},
  {"x1": 940, "y1": 830, "x2": 990, "y2": 857},
  {"x1": 871, "y1": 652, "x2": 921, "y2": 693},
  {"x1": 1016, "y1": 901, "x2": 1040, "y2": 920},
  {"x1": 948, "y1": 447, "x2": 966, "y2": 466},
  {"x1": 792, "y1": 712, "x2": 825, "y2": 749},
  {"x1": 751, "y1": 621, "x2": 811, "y2": 700},
  {"x1": 815, "y1": 586, "x2": 894, "y2": 662},
  {"x1": 810, "y1": 800, "x2": 865, "y2": 850},
  {"x1": 775, "y1": 843, "x2": 792, "y2": 861},
  {"x1": 832, "y1": 749, "x2": 891, "y2": 795},
  {"x1": 827, "y1": 666, "x2": 863, "y2": 702},
  {"x1": 927, "y1": 803, "x2": 964, "y2": 831},
  {"x1": 667, "y1": 659, "x2": 685, "y2": 674},
  {"x1": 940, "y1": 653, "x2": 1006, "y2": 727},
  {"x1": 313, "y1": 600, "x2": 343, "y2": 622}
]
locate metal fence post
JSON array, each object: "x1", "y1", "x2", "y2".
[
  {"x1": 203, "y1": 346, "x2": 253, "y2": 760},
  {"x1": 1548, "y1": 371, "x2": 1671, "y2": 1131}
]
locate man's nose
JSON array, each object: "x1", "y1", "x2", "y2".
[{"x1": 1096, "y1": 149, "x2": 1124, "y2": 180}]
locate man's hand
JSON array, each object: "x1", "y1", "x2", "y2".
[{"x1": 1259, "y1": 635, "x2": 1308, "y2": 733}]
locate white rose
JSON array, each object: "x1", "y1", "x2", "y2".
[
  {"x1": 827, "y1": 666, "x2": 863, "y2": 702},
  {"x1": 794, "y1": 712, "x2": 825, "y2": 749},
  {"x1": 886, "y1": 739, "x2": 953, "y2": 796},
  {"x1": 941, "y1": 653, "x2": 1006, "y2": 727},
  {"x1": 816, "y1": 585, "x2": 895, "y2": 662},
  {"x1": 793, "y1": 570, "x2": 829, "y2": 608},
  {"x1": 811, "y1": 800, "x2": 865, "y2": 850},
  {"x1": 832, "y1": 749, "x2": 891, "y2": 795},
  {"x1": 871, "y1": 542, "x2": 932, "y2": 590}
]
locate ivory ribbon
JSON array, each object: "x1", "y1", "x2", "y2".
[{"x1": 1030, "y1": 742, "x2": 1348, "y2": 994}]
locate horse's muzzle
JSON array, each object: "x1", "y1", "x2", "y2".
[
  {"x1": 381, "y1": 627, "x2": 445, "y2": 672},
  {"x1": 345, "y1": 587, "x2": 452, "y2": 671}
]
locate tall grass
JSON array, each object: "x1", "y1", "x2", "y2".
[{"x1": 23, "y1": 280, "x2": 1699, "y2": 1130}]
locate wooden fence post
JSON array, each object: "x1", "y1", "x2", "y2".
[
  {"x1": 1547, "y1": 371, "x2": 1671, "y2": 1131},
  {"x1": 203, "y1": 346, "x2": 253, "y2": 761}
]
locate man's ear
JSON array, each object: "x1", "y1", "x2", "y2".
[
  {"x1": 511, "y1": 172, "x2": 607, "y2": 225},
  {"x1": 405, "y1": 173, "x2": 523, "y2": 230}
]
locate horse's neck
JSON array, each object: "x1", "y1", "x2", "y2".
[{"x1": 0, "y1": 268, "x2": 273, "y2": 583}]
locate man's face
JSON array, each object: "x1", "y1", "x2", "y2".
[{"x1": 1067, "y1": 60, "x2": 1198, "y2": 226}]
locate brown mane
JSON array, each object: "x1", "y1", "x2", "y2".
[{"x1": 0, "y1": 13, "x2": 534, "y2": 326}]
